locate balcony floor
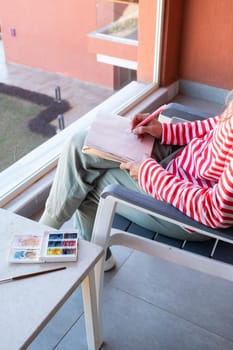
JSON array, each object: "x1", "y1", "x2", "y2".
[
  {"x1": 26, "y1": 211, "x2": 233, "y2": 350},
  {"x1": 27, "y1": 229, "x2": 233, "y2": 350}
]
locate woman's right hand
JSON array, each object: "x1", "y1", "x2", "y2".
[{"x1": 131, "y1": 113, "x2": 163, "y2": 139}]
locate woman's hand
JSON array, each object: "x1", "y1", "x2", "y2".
[
  {"x1": 120, "y1": 161, "x2": 141, "y2": 181},
  {"x1": 131, "y1": 113, "x2": 163, "y2": 140}
]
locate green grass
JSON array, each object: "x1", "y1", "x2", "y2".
[{"x1": 0, "y1": 94, "x2": 50, "y2": 171}]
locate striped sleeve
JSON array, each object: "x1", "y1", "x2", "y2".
[
  {"x1": 138, "y1": 157, "x2": 233, "y2": 229},
  {"x1": 162, "y1": 116, "x2": 218, "y2": 145}
]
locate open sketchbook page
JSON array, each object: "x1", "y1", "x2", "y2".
[{"x1": 82, "y1": 111, "x2": 154, "y2": 163}]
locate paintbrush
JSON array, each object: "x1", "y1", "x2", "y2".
[{"x1": 0, "y1": 266, "x2": 66, "y2": 284}]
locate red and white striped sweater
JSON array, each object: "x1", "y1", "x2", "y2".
[{"x1": 138, "y1": 102, "x2": 233, "y2": 229}]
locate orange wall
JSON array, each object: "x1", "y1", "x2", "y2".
[
  {"x1": 0, "y1": 0, "x2": 114, "y2": 87},
  {"x1": 160, "y1": 0, "x2": 183, "y2": 86},
  {"x1": 180, "y1": 0, "x2": 233, "y2": 89},
  {"x1": 137, "y1": 0, "x2": 158, "y2": 83},
  {"x1": 161, "y1": 0, "x2": 233, "y2": 90},
  {"x1": 88, "y1": 36, "x2": 137, "y2": 62}
]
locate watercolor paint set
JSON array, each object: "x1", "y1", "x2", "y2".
[{"x1": 8, "y1": 231, "x2": 79, "y2": 263}]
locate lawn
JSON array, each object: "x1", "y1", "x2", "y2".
[{"x1": 0, "y1": 93, "x2": 50, "y2": 171}]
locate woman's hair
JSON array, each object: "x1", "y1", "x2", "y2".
[
  {"x1": 219, "y1": 90, "x2": 233, "y2": 121},
  {"x1": 226, "y1": 89, "x2": 233, "y2": 106}
]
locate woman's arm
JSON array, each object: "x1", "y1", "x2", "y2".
[
  {"x1": 162, "y1": 116, "x2": 219, "y2": 145},
  {"x1": 138, "y1": 158, "x2": 233, "y2": 229},
  {"x1": 131, "y1": 112, "x2": 219, "y2": 146}
]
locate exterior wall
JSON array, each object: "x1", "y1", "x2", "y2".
[
  {"x1": 161, "y1": 0, "x2": 233, "y2": 90},
  {"x1": 0, "y1": 0, "x2": 114, "y2": 87},
  {"x1": 160, "y1": 0, "x2": 183, "y2": 86},
  {"x1": 88, "y1": 36, "x2": 137, "y2": 62},
  {"x1": 180, "y1": 0, "x2": 233, "y2": 90},
  {"x1": 137, "y1": 0, "x2": 158, "y2": 83}
]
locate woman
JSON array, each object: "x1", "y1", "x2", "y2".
[
  {"x1": 40, "y1": 91, "x2": 233, "y2": 270},
  {"x1": 122, "y1": 91, "x2": 233, "y2": 230}
]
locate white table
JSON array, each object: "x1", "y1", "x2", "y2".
[{"x1": 0, "y1": 208, "x2": 104, "y2": 350}]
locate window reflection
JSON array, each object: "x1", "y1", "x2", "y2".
[{"x1": 96, "y1": 0, "x2": 139, "y2": 41}]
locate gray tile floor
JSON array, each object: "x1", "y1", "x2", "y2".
[
  {"x1": 29, "y1": 214, "x2": 233, "y2": 350},
  {"x1": 1, "y1": 40, "x2": 233, "y2": 350},
  {"x1": 28, "y1": 242, "x2": 233, "y2": 350}
]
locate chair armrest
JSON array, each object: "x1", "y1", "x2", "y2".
[
  {"x1": 164, "y1": 103, "x2": 212, "y2": 120},
  {"x1": 101, "y1": 184, "x2": 233, "y2": 243}
]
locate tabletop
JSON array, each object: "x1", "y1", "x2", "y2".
[{"x1": 0, "y1": 208, "x2": 103, "y2": 350}]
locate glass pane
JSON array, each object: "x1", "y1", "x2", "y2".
[{"x1": 96, "y1": 0, "x2": 139, "y2": 41}]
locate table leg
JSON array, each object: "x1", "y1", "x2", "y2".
[{"x1": 82, "y1": 267, "x2": 103, "y2": 350}]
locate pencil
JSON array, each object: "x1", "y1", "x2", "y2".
[
  {"x1": 133, "y1": 104, "x2": 167, "y2": 129},
  {"x1": 0, "y1": 266, "x2": 67, "y2": 284}
]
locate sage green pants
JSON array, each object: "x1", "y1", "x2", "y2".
[{"x1": 40, "y1": 129, "x2": 206, "y2": 242}]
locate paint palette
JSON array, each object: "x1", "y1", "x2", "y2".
[{"x1": 9, "y1": 231, "x2": 79, "y2": 263}]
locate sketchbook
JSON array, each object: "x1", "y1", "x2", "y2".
[
  {"x1": 82, "y1": 111, "x2": 154, "y2": 163},
  {"x1": 8, "y1": 231, "x2": 79, "y2": 263}
]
